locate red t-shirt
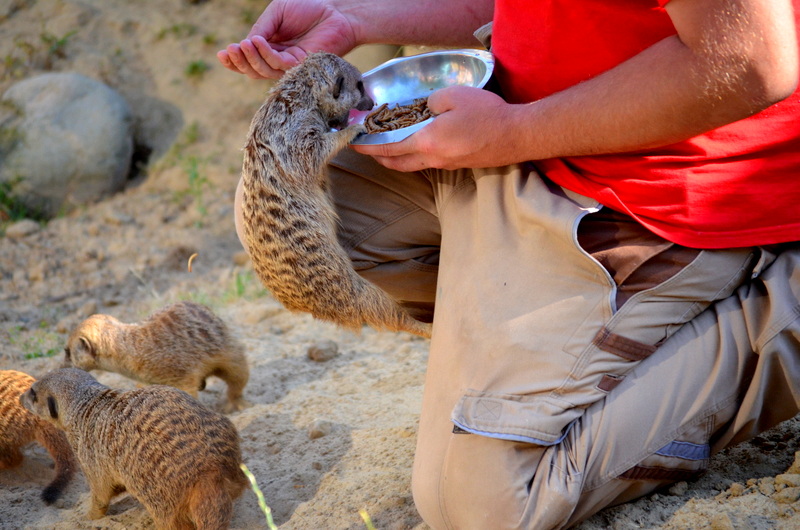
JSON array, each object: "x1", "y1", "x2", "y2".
[{"x1": 491, "y1": 0, "x2": 800, "y2": 248}]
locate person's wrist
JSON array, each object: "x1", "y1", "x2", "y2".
[{"x1": 333, "y1": 0, "x2": 375, "y2": 47}]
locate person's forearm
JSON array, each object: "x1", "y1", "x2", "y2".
[
  {"x1": 507, "y1": 1, "x2": 798, "y2": 161},
  {"x1": 336, "y1": 0, "x2": 494, "y2": 48},
  {"x1": 351, "y1": 0, "x2": 797, "y2": 173}
]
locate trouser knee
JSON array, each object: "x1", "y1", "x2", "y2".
[{"x1": 412, "y1": 431, "x2": 579, "y2": 530}]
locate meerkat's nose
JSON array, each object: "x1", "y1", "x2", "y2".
[{"x1": 357, "y1": 95, "x2": 375, "y2": 111}]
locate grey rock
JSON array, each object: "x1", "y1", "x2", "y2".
[{"x1": 0, "y1": 72, "x2": 134, "y2": 217}]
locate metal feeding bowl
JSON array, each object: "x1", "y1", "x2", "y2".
[{"x1": 351, "y1": 49, "x2": 494, "y2": 145}]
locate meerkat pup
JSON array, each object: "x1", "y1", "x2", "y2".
[
  {"x1": 64, "y1": 301, "x2": 249, "y2": 412},
  {"x1": 240, "y1": 52, "x2": 432, "y2": 339},
  {"x1": 21, "y1": 368, "x2": 247, "y2": 529},
  {"x1": 0, "y1": 370, "x2": 76, "y2": 504}
]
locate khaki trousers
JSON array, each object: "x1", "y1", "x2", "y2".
[{"x1": 234, "y1": 151, "x2": 800, "y2": 529}]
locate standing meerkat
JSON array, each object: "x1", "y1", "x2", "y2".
[
  {"x1": 240, "y1": 52, "x2": 432, "y2": 339},
  {"x1": 20, "y1": 368, "x2": 247, "y2": 529},
  {"x1": 0, "y1": 369, "x2": 76, "y2": 504},
  {"x1": 64, "y1": 301, "x2": 249, "y2": 412}
]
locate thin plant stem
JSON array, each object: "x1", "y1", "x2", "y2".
[
  {"x1": 359, "y1": 508, "x2": 377, "y2": 530},
  {"x1": 240, "y1": 463, "x2": 278, "y2": 530}
]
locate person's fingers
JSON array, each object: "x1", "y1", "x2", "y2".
[
  {"x1": 371, "y1": 154, "x2": 430, "y2": 173},
  {"x1": 216, "y1": 50, "x2": 238, "y2": 72},
  {"x1": 223, "y1": 43, "x2": 264, "y2": 78},
  {"x1": 353, "y1": 136, "x2": 432, "y2": 172},
  {"x1": 427, "y1": 85, "x2": 465, "y2": 114},
  {"x1": 351, "y1": 137, "x2": 416, "y2": 159},
  {"x1": 251, "y1": 35, "x2": 302, "y2": 72},
  {"x1": 240, "y1": 39, "x2": 283, "y2": 78}
]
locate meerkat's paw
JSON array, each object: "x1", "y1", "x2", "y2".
[
  {"x1": 222, "y1": 398, "x2": 251, "y2": 414},
  {"x1": 351, "y1": 123, "x2": 368, "y2": 137},
  {"x1": 86, "y1": 499, "x2": 109, "y2": 520}
]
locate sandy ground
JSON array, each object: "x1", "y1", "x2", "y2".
[{"x1": 2, "y1": 1, "x2": 800, "y2": 529}]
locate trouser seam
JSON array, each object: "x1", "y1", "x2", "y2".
[
  {"x1": 437, "y1": 434, "x2": 458, "y2": 530},
  {"x1": 756, "y1": 303, "x2": 800, "y2": 351}
]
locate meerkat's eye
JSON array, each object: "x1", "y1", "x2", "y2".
[
  {"x1": 357, "y1": 80, "x2": 365, "y2": 96},
  {"x1": 47, "y1": 396, "x2": 58, "y2": 419},
  {"x1": 333, "y1": 75, "x2": 344, "y2": 99}
]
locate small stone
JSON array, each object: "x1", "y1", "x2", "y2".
[
  {"x1": 773, "y1": 486, "x2": 800, "y2": 504},
  {"x1": 4, "y1": 219, "x2": 40, "y2": 238},
  {"x1": 308, "y1": 419, "x2": 332, "y2": 439},
  {"x1": 668, "y1": 481, "x2": 688, "y2": 496},
  {"x1": 307, "y1": 340, "x2": 339, "y2": 362},
  {"x1": 399, "y1": 427, "x2": 415, "y2": 438}
]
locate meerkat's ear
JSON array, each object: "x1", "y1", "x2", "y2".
[
  {"x1": 79, "y1": 336, "x2": 95, "y2": 358},
  {"x1": 333, "y1": 75, "x2": 344, "y2": 100},
  {"x1": 47, "y1": 396, "x2": 58, "y2": 420}
]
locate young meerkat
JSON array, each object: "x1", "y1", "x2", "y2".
[
  {"x1": 20, "y1": 368, "x2": 247, "y2": 529},
  {"x1": 240, "y1": 52, "x2": 432, "y2": 339},
  {"x1": 0, "y1": 370, "x2": 76, "y2": 505},
  {"x1": 64, "y1": 301, "x2": 249, "y2": 412}
]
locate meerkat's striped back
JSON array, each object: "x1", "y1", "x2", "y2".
[{"x1": 21, "y1": 368, "x2": 246, "y2": 528}]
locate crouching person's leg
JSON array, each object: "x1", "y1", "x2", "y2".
[
  {"x1": 567, "y1": 245, "x2": 800, "y2": 526},
  {"x1": 412, "y1": 246, "x2": 800, "y2": 529}
]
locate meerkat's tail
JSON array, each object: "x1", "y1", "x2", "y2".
[
  {"x1": 215, "y1": 345, "x2": 251, "y2": 413},
  {"x1": 36, "y1": 425, "x2": 77, "y2": 504},
  {"x1": 356, "y1": 280, "x2": 433, "y2": 339},
  {"x1": 187, "y1": 472, "x2": 244, "y2": 530}
]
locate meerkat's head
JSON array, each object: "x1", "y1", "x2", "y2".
[
  {"x1": 20, "y1": 368, "x2": 99, "y2": 428},
  {"x1": 63, "y1": 314, "x2": 117, "y2": 370},
  {"x1": 301, "y1": 52, "x2": 374, "y2": 130}
]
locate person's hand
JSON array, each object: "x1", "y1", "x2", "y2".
[
  {"x1": 217, "y1": 0, "x2": 357, "y2": 79},
  {"x1": 352, "y1": 86, "x2": 523, "y2": 172}
]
